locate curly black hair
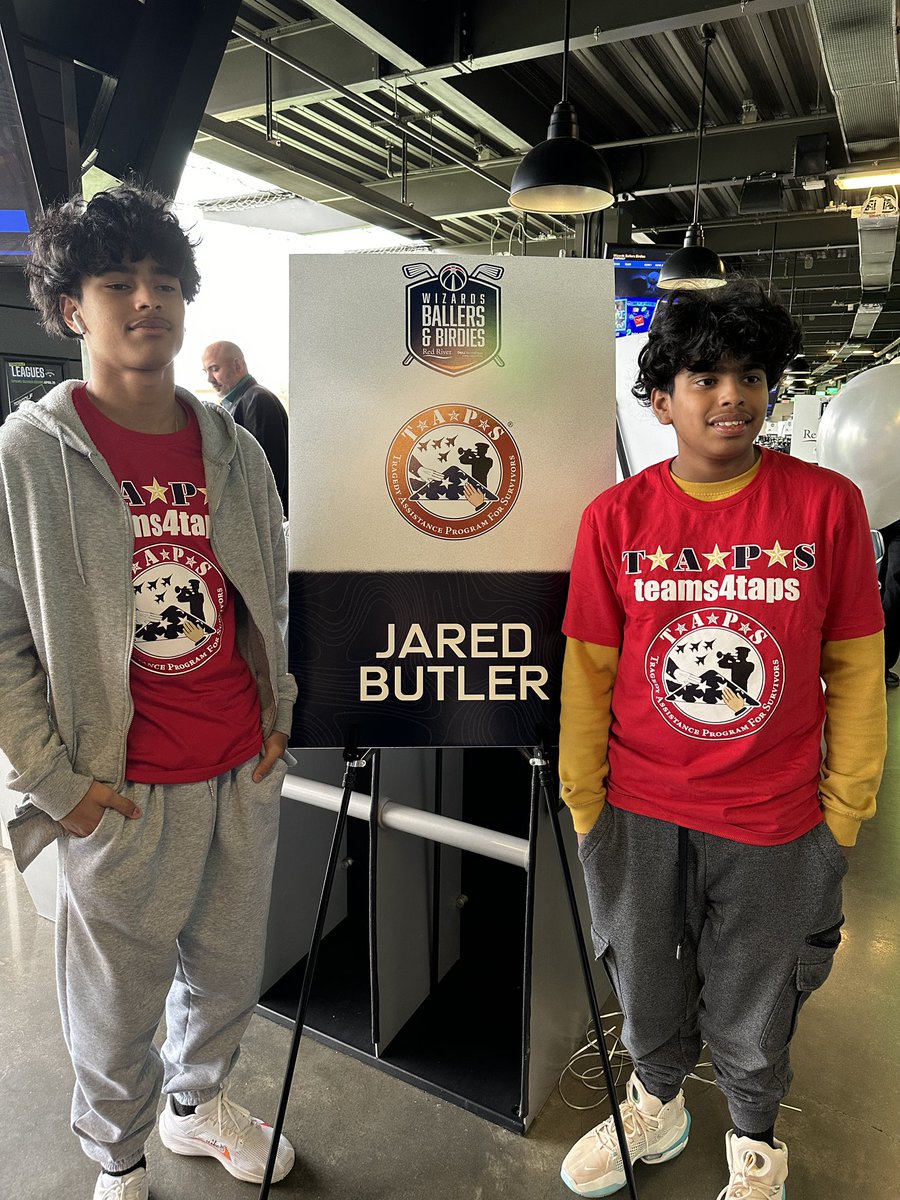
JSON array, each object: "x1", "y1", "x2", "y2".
[
  {"x1": 633, "y1": 279, "x2": 802, "y2": 406},
  {"x1": 25, "y1": 186, "x2": 201, "y2": 339}
]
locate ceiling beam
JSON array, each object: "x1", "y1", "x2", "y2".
[
  {"x1": 247, "y1": 113, "x2": 841, "y2": 221},
  {"x1": 296, "y1": 0, "x2": 536, "y2": 150},
  {"x1": 461, "y1": 0, "x2": 807, "y2": 70}
]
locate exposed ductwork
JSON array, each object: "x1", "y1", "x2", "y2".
[
  {"x1": 810, "y1": 1, "x2": 900, "y2": 347},
  {"x1": 855, "y1": 191, "x2": 899, "y2": 294},
  {"x1": 809, "y1": 0, "x2": 900, "y2": 161},
  {"x1": 851, "y1": 301, "x2": 885, "y2": 337}
]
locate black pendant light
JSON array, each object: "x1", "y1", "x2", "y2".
[
  {"x1": 508, "y1": 0, "x2": 614, "y2": 214},
  {"x1": 657, "y1": 25, "x2": 727, "y2": 290}
]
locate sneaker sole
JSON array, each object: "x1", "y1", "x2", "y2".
[
  {"x1": 157, "y1": 1118, "x2": 294, "y2": 1184},
  {"x1": 560, "y1": 1111, "x2": 691, "y2": 1198}
]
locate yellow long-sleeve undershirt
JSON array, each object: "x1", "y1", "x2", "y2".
[{"x1": 560, "y1": 459, "x2": 887, "y2": 846}]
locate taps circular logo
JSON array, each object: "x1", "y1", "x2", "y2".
[
  {"x1": 385, "y1": 404, "x2": 522, "y2": 540},
  {"x1": 131, "y1": 545, "x2": 225, "y2": 674},
  {"x1": 645, "y1": 608, "x2": 784, "y2": 740}
]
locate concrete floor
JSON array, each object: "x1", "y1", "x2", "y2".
[{"x1": 2, "y1": 702, "x2": 899, "y2": 1200}]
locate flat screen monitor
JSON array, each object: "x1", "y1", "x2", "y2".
[
  {"x1": 608, "y1": 246, "x2": 676, "y2": 339},
  {"x1": 0, "y1": 23, "x2": 43, "y2": 263}
]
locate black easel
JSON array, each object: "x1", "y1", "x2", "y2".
[
  {"x1": 527, "y1": 743, "x2": 640, "y2": 1200},
  {"x1": 257, "y1": 742, "x2": 370, "y2": 1199},
  {"x1": 258, "y1": 740, "x2": 638, "y2": 1199}
]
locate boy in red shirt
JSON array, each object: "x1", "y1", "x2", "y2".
[{"x1": 559, "y1": 281, "x2": 885, "y2": 1199}]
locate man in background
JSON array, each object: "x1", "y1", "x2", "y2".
[{"x1": 202, "y1": 341, "x2": 289, "y2": 513}]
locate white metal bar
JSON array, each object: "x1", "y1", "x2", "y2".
[{"x1": 281, "y1": 775, "x2": 529, "y2": 869}]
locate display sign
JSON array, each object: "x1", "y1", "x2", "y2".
[
  {"x1": 788, "y1": 394, "x2": 822, "y2": 463},
  {"x1": 289, "y1": 255, "x2": 616, "y2": 748},
  {"x1": 2, "y1": 356, "x2": 66, "y2": 419}
]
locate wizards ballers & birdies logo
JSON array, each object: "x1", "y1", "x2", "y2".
[
  {"x1": 403, "y1": 261, "x2": 503, "y2": 376},
  {"x1": 645, "y1": 607, "x2": 784, "y2": 740}
]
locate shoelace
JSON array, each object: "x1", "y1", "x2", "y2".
[
  {"x1": 592, "y1": 1096, "x2": 659, "y2": 1164},
  {"x1": 212, "y1": 1090, "x2": 255, "y2": 1143},
  {"x1": 716, "y1": 1151, "x2": 782, "y2": 1200},
  {"x1": 97, "y1": 1175, "x2": 142, "y2": 1200}
]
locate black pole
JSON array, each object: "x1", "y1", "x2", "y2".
[
  {"x1": 691, "y1": 26, "x2": 716, "y2": 228},
  {"x1": 561, "y1": 0, "x2": 572, "y2": 103},
  {"x1": 265, "y1": 50, "x2": 274, "y2": 143},
  {"x1": 257, "y1": 744, "x2": 369, "y2": 1199},
  {"x1": 529, "y1": 746, "x2": 640, "y2": 1200}
]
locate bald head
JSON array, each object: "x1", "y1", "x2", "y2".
[{"x1": 202, "y1": 340, "x2": 248, "y2": 397}]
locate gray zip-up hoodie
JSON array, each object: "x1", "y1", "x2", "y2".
[{"x1": 0, "y1": 380, "x2": 296, "y2": 870}]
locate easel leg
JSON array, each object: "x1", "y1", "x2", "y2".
[
  {"x1": 529, "y1": 747, "x2": 640, "y2": 1200},
  {"x1": 257, "y1": 745, "x2": 369, "y2": 1199}
]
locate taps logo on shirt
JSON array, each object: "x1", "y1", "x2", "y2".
[
  {"x1": 131, "y1": 545, "x2": 226, "y2": 675},
  {"x1": 645, "y1": 607, "x2": 784, "y2": 741}
]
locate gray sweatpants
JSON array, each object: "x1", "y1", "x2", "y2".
[
  {"x1": 579, "y1": 803, "x2": 847, "y2": 1133},
  {"x1": 55, "y1": 754, "x2": 286, "y2": 1173}
]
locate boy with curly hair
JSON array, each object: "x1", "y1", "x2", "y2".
[
  {"x1": 2, "y1": 187, "x2": 296, "y2": 1200},
  {"x1": 559, "y1": 280, "x2": 885, "y2": 1199}
]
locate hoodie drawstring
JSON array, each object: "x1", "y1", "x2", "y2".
[
  {"x1": 675, "y1": 825, "x2": 689, "y2": 960},
  {"x1": 58, "y1": 438, "x2": 86, "y2": 584}
]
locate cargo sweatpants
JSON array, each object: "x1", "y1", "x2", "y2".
[
  {"x1": 579, "y1": 803, "x2": 847, "y2": 1134},
  {"x1": 55, "y1": 754, "x2": 287, "y2": 1174}
]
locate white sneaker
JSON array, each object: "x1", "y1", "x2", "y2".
[
  {"x1": 717, "y1": 1131, "x2": 788, "y2": 1199},
  {"x1": 158, "y1": 1089, "x2": 295, "y2": 1184},
  {"x1": 93, "y1": 1167, "x2": 148, "y2": 1200},
  {"x1": 560, "y1": 1072, "x2": 691, "y2": 1197}
]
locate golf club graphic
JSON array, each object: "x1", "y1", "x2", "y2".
[{"x1": 402, "y1": 261, "x2": 504, "y2": 371}]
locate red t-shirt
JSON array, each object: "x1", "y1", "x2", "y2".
[
  {"x1": 563, "y1": 450, "x2": 884, "y2": 845},
  {"x1": 74, "y1": 388, "x2": 262, "y2": 783}
]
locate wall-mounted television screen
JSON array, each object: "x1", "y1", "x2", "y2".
[
  {"x1": 0, "y1": 24, "x2": 43, "y2": 263},
  {"x1": 608, "y1": 246, "x2": 677, "y2": 338}
]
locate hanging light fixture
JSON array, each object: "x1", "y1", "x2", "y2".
[
  {"x1": 657, "y1": 25, "x2": 727, "y2": 290},
  {"x1": 508, "y1": 0, "x2": 614, "y2": 214}
]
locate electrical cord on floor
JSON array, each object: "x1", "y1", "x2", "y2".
[{"x1": 558, "y1": 1021, "x2": 801, "y2": 1116}]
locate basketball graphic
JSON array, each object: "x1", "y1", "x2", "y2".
[
  {"x1": 438, "y1": 262, "x2": 468, "y2": 291},
  {"x1": 386, "y1": 405, "x2": 522, "y2": 540}
]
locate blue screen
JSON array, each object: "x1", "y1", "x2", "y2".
[{"x1": 613, "y1": 255, "x2": 666, "y2": 339}]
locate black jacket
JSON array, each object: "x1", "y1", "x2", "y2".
[{"x1": 226, "y1": 376, "x2": 289, "y2": 513}]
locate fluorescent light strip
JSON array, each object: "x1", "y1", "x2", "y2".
[{"x1": 835, "y1": 169, "x2": 900, "y2": 190}]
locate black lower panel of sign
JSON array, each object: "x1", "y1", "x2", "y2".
[
  {"x1": 258, "y1": 916, "x2": 374, "y2": 1054},
  {"x1": 289, "y1": 571, "x2": 568, "y2": 748}
]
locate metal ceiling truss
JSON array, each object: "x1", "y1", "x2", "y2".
[{"x1": 31, "y1": 0, "x2": 887, "y2": 367}]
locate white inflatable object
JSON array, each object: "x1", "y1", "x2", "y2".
[{"x1": 817, "y1": 362, "x2": 900, "y2": 529}]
